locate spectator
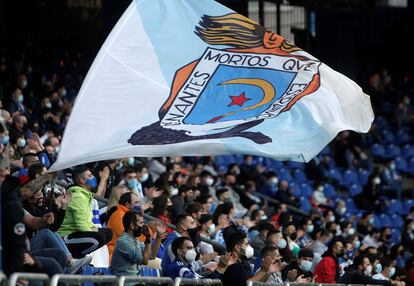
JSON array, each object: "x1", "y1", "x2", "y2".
[
  {"x1": 170, "y1": 185, "x2": 193, "y2": 222},
  {"x1": 338, "y1": 255, "x2": 397, "y2": 285},
  {"x1": 251, "y1": 222, "x2": 275, "y2": 257},
  {"x1": 58, "y1": 167, "x2": 113, "y2": 258},
  {"x1": 282, "y1": 248, "x2": 315, "y2": 282},
  {"x1": 373, "y1": 257, "x2": 396, "y2": 281},
  {"x1": 314, "y1": 238, "x2": 344, "y2": 283},
  {"x1": 221, "y1": 232, "x2": 276, "y2": 286},
  {"x1": 167, "y1": 236, "x2": 230, "y2": 280},
  {"x1": 107, "y1": 191, "x2": 139, "y2": 261},
  {"x1": 111, "y1": 211, "x2": 166, "y2": 276}
]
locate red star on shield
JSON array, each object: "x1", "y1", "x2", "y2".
[{"x1": 228, "y1": 92, "x2": 251, "y2": 107}]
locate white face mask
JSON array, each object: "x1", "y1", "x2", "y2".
[
  {"x1": 208, "y1": 223, "x2": 216, "y2": 234},
  {"x1": 347, "y1": 228, "x2": 355, "y2": 235},
  {"x1": 206, "y1": 177, "x2": 214, "y2": 186},
  {"x1": 170, "y1": 187, "x2": 179, "y2": 196},
  {"x1": 242, "y1": 245, "x2": 254, "y2": 259},
  {"x1": 364, "y1": 265, "x2": 373, "y2": 276},
  {"x1": 17, "y1": 138, "x2": 26, "y2": 148},
  {"x1": 329, "y1": 215, "x2": 336, "y2": 222},
  {"x1": 139, "y1": 173, "x2": 149, "y2": 182},
  {"x1": 128, "y1": 157, "x2": 135, "y2": 166},
  {"x1": 299, "y1": 260, "x2": 313, "y2": 272},
  {"x1": 373, "y1": 177, "x2": 381, "y2": 185},
  {"x1": 338, "y1": 207, "x2": 347, "y2": 215},
  {"x1": 185, "y1": 249, "x2": 197, "y2": 263},
  {"x1": 389, "y1": 267, "x2": 396, "y2": 278},
  {"x1": 261, "y1": 215, "x2": 268, "y2": 221},
  {"x1": 277, "y1": 238, "x2": 287, "y2": 249},
  {"x1": 307, "y1": 224, "x2": 314, "y2": 233}
]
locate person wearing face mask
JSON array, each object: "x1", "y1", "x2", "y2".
[
  {"x1": 221, "y1": 173, "x2": 248, "y2": 218},
  {"x1": 111, "y1": 211, "x2": 165, "y2": 276},
  {"x1": 373, "y1": 257, "x2": 398, "y2": 282},
  {"x1": 198, "y1": 214, "x2": 216, "y2": 255},
  {"x1": 297, "y1": 218, "x2": 315, "y2": 248},
  {"x1": 284, "y1": 222, "x2": 301, "y2": 258},
  {"x1": 282, "y1": 248, "x2": 315, "y2": 282},
  {"x1": 251, "y1": 222, "x2": 276, "y2": 257},
  {"x1": 6, "y1": 87, "x2": 26, "y2": 115},
  {"x1": 262, "y1": 171, "x2": 279, "y2": 197},
  {"x1": 167, "y1": 237, "x2": 230, "y2": 280},
  {"x1": 161, "y1": 214, "x2": 217, "y2": 275},
  {"x1": 222, "y1": 232, "x2": 278, "y2": 286},
  {"x1": 107, "y1": 192, "x2": 139, "y2": 262},
  {"x1": 381, "y1": 159, "x2": 402, "y2": 199},
  {"x1": 314, "y1": 238, "x2": 345, "y2": 283},
  {"x1": 338, "y1": 255, "x2": 396, "y2": 285},
  {"x1": 58, "y1": 167, "x2": 113, "y2": 258},
  {"x1": 313, "y1": 229, "x2": 332, "y2": 257}
]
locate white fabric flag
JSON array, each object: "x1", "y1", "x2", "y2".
[{"x1": 50, "y1": 0, "x2": 374, "y2": 171}]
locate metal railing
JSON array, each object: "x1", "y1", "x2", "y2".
[
  {"x1": 8, "y1": 273, "x2": 50, "y2": 286},
  {"x1": 119, "y1": 276, "x2": 173, "y2": 286},
  {"x1": 50, "y1": 274, "x2": 118, "y2": 286},
  {"x1": 255, "y1": 192, "x2": 309, "y2": 216},
  {"x1": 174, "y1": 278, "x2": 222, "y2": 286},
  {"x1": 247, "y1": 282, "x2": 381, "y2": 286}
]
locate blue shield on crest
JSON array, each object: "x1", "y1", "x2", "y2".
[{"x1": 184, "y1": 65, "x2": 296, "y2": 125}]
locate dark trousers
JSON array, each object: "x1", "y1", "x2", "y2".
[
  {"x1": 31, "y1": 248, "x2": 67, "y2": 286},
  {"x1": 63, "y1": 228, "x2": 112, "y2": 258}
]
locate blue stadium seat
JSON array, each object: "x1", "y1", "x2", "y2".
[
  {"x1": 327, "y1": 168, "x2": 343, "y2": 182},
  {"x1": 390, "y1": 228, "x2": 401, "y2": 245},
  {"x1": 279, "y1": 168, "x2": 293, "y2": 182},
  {"x1": 140, "y1": 266, "x2": 161, "y2": 277},
  {"x1": 300, "y1": 182, "x2": 313, "y2": 198},
  {"x1": 293, "y1": 169, "x2": 308, "y2": 183},
  {"x1": 373, "y1": 214, "x2": 382, "y2": 229},
  {"x1": 388, "y1": 199, "x2": 403, "y2": 214},
  {"x1": 375, "y1": 116, "x2": 390, "y2": 130},
  {"x1": 290, "y1": 182, "x2": 302, "y2": 198},
  {"x1": 395, "y1": 130, "x2": 411, "y2": 144},
  {"x1": 82, "y1": 266, "x2": 111, "y2": 286},
  {"x1": 300, "y1": 196, "x2": 312, "y2": 212},
  {"x1": 371, "y1": 143, "x2": 386, "y2": 158},
  {"x1": 287, "y1": 161, "x2": 306, "y2": 170},
  {"x1": 214, "y1": 155, "x2": 226, "y2": 167},
  {"x1": 407, "y1": 157, "x2": 414, "y2": 174},
  {"x1": 342, "y1": 169, "x2": 359, "y2": 186},
  {"x1": 234, "y1": 154, "x2": 244, "y2": 164},
  {"x1": 403, "y1": 199, "x2": 414, "y2": 215},
  {"x1": 380, "y1": 214, "x2": 392, "y2": 227},
  {"x1": 264, "y1": 158, "x2": 283, "y2": 171},
  {"x1": 323, "y1": 183, "x2": 337, "y2": 199},
  {"x1": 346, "y1": 198, "x2": 359, "y2": 214},
  {"x1": 385, "y1": 144, "x2": 401, "y2": 158},
  {"x1": 382, "y1": 130, "x2": 395, "y2": 144},
  {"x1": 402, "y1": 144, "x2": 414, "y2": 159},
  {"x1": 349, "y1": 183, "x2": 363, "y2": 197},
  {"x1": 394, "y1": 157, "x2": 408, "y2": 173},
  {"x1": 358, "y1": 169, "x2": 370, "y2": 186},
  {"x1": 391, "y1": 214, "x2": 404, "y2": 230}
]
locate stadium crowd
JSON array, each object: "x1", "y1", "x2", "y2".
[{"x1": 1, "y1": 45, "x2": 414, "y2": 286}]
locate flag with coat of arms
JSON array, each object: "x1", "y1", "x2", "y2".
[{"x1": 49, "y1": 0, "x2": 374, "y2": 171}]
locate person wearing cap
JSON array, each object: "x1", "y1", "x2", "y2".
[{"x1": 282, "y1": 247, "x2": 315, "y2": 282}]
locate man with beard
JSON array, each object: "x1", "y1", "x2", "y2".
[{"x1": 314, "y1": 238, "x2": 345, "y2": 283}]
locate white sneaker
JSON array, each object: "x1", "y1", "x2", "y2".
[{"x1": 67, "y1": 255, "x2": 92, "y2": 274}]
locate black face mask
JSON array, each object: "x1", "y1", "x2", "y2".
[
  {"x1": 188, "y1": 227, "x2": 201, "y2": 246},
  {"x1": 289, "y1": 232, "x2": 297, "y2": 241},
  {"x1": 133, "y1": 226, "x2": 142, "y2": 237},
  {"x1": 337, "y1": 249, "x2": 345, "y2": 258},
  {"x1": 386, "y1": 234, "x2": 392, "y2": 240}
]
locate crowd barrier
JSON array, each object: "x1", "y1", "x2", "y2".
[
  {"x1": 7, "y1": 273, "x2": 50, "y2": 286},
  {"x1": 2, "y1": 274, "x2": 386, "y2": 286}
]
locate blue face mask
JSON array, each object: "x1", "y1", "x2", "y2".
[
  {"x1": 346, "y1": 249, "x2": 354, "y2": 259},
  {"x1": 85, "y1": 177, "x2": 97, "y2": 189},
  {"x1": 128, "y1": 178, "x2": 139, "y2": 189},
  {"x1": 1, "y1": 136, "x2": 9, "y2": 145}
]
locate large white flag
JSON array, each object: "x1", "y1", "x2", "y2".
[{"x1": 50, "y1": 0, "x2": 374, "y2": 171}]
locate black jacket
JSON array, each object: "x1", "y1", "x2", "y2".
[{"x1": 338, "y1": 268, "x2": 391, "y2": 285}]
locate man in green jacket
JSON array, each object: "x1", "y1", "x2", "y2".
[{"x1": 58, "y1": 166, "x2": 112, "y2": 258}]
